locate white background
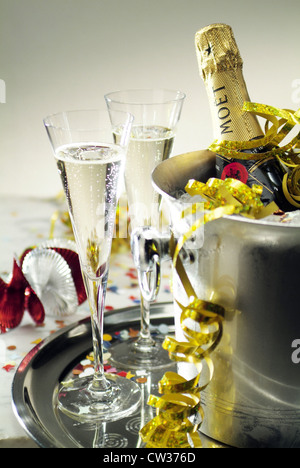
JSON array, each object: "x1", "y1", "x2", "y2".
[{"x1": 0, "y1": 0, "x2": 299, "y2": 198}]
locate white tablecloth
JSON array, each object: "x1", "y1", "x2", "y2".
[{"x1": 0, "y1": 196, "x2": 172, "y2": 448}]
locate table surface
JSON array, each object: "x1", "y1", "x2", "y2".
[{"x1": 0, "y1": 195, "x2": 172, "y2": 448}]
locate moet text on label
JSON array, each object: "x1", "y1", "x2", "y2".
[{"x1": 213, "y1": 85, "x2": 233, "y2": 135}]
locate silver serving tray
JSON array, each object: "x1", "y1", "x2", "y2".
[{"x1": 12, "y1": 302, "x2": 177, "y2": 448}]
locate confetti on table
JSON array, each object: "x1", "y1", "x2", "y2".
[
  {"x1": 31, "y1": 338, "x2": 42, "y2": 345},
  {"x1": 136, "y1": 377, "x2": 148, "y2": 384},
  {"x1": 119, "y1": 330, "x2": 129, "y2": 340},
  {"x1": 2, "y1": 362, "x2": 16, "y2": 372},
  {"x1": 129, "y1": 328, "x2": 139, "y2": 338},
  {"x1": 103, "y1": 352, "x2": 111, "y2": 362},
  {"x1": 55, "y1": 320, "x2": 66, "y2": 329},
  {"x1": 79, "y1": 367, "x2": 94, "y2": 378},
  {"x1": 80, "y1": 359, "x2": 91, "y2": 367},
  {"x1": 103, "y1": 334, "x2": 112, "y2": 342},
  {"x1": 64, "y1": 319, "x2": 172, "y2": 389},
  {"x1": 83, "y1": 364, "x2": 94, "y2": 370},
  {"x1": 107, "y1": 285, "x2": 119, "y2": 294},
  {"x1": 158, "y1": 323, "x2": 169, "y2": 334},
  {"x1": 129, "y1": 295, "x2": 141, "y2": 304},
  {"x1": 126, "y1": 271, "x2": 138, "y2": 280},
  {"x1": 126, "y1": 371, "x2": 135, "y2": 380}
]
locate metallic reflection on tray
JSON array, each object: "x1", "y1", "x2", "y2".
[{"x1": 11, "y1": 302, "x2": 219, "y2": 448}]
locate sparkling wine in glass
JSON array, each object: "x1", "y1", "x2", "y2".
[
  {"x1": 105, "y1": 89, "x2": 185, "y2": 369},
  {"x1": 44, "y1": 109, "x2": 141, "y2": 421}
]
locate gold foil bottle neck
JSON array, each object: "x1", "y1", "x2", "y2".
[
  {"x1": 195, "y1": 23, "x2": 243, "y2": 80},
  {"x1": 195, "y1": 23, "x2": 262, "y2": 141}
]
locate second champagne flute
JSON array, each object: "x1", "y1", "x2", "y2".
[{"x1": 105, "y1": 89, "x2": 185, "y2": 369}]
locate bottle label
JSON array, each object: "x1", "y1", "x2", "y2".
[{"x1": 207, "y1": 69, "x2": 262, "y2": 142}]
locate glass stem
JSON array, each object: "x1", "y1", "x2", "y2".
[
  {"x1": 136, "y1": 272, "x2": 156, "y2": 351},
  {"x1": 82, "y1": 269, "x2": 111, "y2": 394}
]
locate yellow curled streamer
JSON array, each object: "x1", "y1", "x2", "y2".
[
  {"x1": 172, "y1": 177, "x2": 278, "y2": 272},
  {"x1": 140, "y1": 177, "x2": 276, "y2": 449},
  {"x1": 139, "y1": 369, "x2": 205, "y2": 448},
  {"x1": 208, "y1": 102, "x2": 300, "y2": 206},
  {"x1": 209, "y1": 102, "x2": 300, "y2": 162},
  {"x1": 282, "y1": 167, "x2": 300, "y2": 208}
]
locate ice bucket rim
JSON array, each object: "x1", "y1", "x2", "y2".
[{"x1": 152, "y1": 150, "x2": 300, "y2": 230}]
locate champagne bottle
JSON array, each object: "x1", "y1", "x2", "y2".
[{"x1": 195, "y1": 23, "x2": 293, "y2": 212}]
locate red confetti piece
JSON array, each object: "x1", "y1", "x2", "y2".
[
  {"x1": 56, "y1": 322, "x2": 66, "y2": 329},
  {"x1": 126, "y1": 272, "x2": 138, "y2": 280},
  {"x1": 2, "y1": 364, "x2": 15, "y2": 372},
  {"x1": 105, "y1": 305, "x2": 114, "y2": 311},
  {"x1": 129, "y1": 295, "x2": 138, "y2": 301}
]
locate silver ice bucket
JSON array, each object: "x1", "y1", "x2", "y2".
[{"x1": 150, "y1": 150, "x2": 300, "y2": 448}]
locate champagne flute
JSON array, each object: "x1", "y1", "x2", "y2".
[
  {"x1": 105, "y1": 89, "x2": 185, "y2": 369},
  {"x1": 44, "y1": 109, "x2": 141, "y2": 421}
]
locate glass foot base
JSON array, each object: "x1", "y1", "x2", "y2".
[
  {"x1": 56, "y1": 373, "x2": 141, "y2": 422},
  {"x1": 109, "y1": 336, "x2": 175, "y2": 370}
]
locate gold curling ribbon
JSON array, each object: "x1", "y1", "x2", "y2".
[
  {"x1": 140, "y1": 177, "x2": 276, "y2": 448},
  {"x1": 282, "y1": 167, "x2": 300, "y2": 208},
  {"x1": 209, "y1": 102, "x2": 300, "y2": 207}
]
